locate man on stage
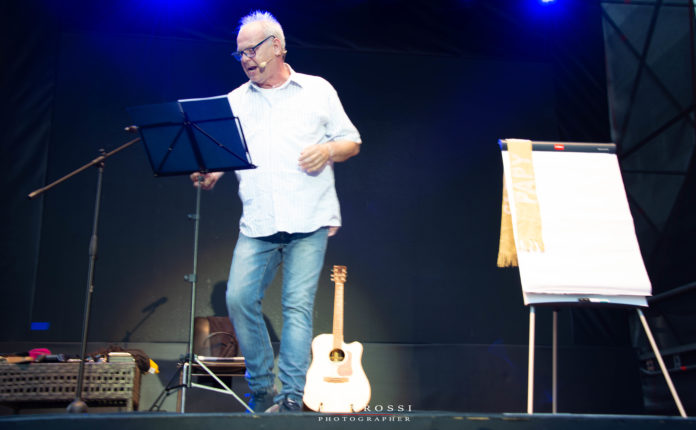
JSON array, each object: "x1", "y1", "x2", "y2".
[{"x1": 191, "y1": 10, "x2": 361, "y2": 413}]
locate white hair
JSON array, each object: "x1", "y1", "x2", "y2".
[{"x1": 239, "y1": 10, "x2": 286, "y2": 52}]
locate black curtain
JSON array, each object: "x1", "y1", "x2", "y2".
[{"x1": 2, "y1": 0, "x2": 619, "y2": 348}]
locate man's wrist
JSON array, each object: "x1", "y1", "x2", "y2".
[{"x1": 325, "y1": 142, "x2": 335, "y2": 162}]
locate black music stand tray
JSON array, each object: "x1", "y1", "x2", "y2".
[{"x1": 128, "y1": 95, "x2": 255, "y2": 413}]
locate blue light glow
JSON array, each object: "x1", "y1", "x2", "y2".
[{"x1": 30, "y1": 322, "x2": 50, "y2": 331}]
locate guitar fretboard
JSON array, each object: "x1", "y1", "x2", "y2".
[
  {"x1": 330, "y1": 265, "x2": 347, "y2": 350},
  {"x1": 332, "y1": 280, "x2": 344, "y2": 350}
]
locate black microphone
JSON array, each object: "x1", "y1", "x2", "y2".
[{"x1": 142, "y1": 297, "x2": 168, "y2": 313}]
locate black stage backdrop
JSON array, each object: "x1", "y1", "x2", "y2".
[
  {"x1": 1, "y1": 0, "x2": 641, "y2": 412},
  {"x1": 2, "y1": 0, "x2": 612, "y2": 348}
]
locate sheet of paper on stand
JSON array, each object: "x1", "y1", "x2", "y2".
[{"x1": 500, "y1": 142, "x2": 651, "y2": 304}]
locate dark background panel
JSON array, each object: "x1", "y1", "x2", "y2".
[
  {"x1": 1, "y1": 0, "x2": 611, "y2": 345},
  {"x1": 27, "y1": 32, "x2": 561, "y2": 345}
]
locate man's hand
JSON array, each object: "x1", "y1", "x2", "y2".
[
  {"x1": 190, "y1": 172, "x2": 223, "y2": 190},
  {"x1": 299, "y1": 140, "x2": 360, "y2": 173},
  {"x1": 299, "y1": 143, "x2": 331, "y2": 173}
]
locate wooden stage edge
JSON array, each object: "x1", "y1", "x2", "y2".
[{"x1": 1, "y1": 411, "x2": 694, "y2": 430}]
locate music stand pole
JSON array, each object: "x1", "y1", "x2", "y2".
[
  {"x1": 181, "y1": 175, "x2": 203, "y2": 412},
  {"x1": 28, "y1": 134, "x2": 141, "y2": 413}
]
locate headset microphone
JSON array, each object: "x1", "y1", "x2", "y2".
[
  {"x1": 259, "y1": 56, "x2": 272, "y2": 70},
  {"x1": 259, "y1": 48, "x2": 287, "y2": 70}
]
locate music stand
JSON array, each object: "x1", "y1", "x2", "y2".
[{"x1": 127, "y1": 95, "x2": 255, "y2": 413}]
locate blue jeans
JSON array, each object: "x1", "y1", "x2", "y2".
[{"x1": 226, "y1": 228, "x2": 329, "y2": 404}]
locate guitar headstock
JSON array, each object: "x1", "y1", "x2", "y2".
[{"x1": 330, "y1": 265, "x2": 347, "y2": 284}]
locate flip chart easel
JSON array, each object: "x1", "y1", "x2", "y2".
[{"x1": 499, "y1": 139, "x2": 686, "y2": 417}]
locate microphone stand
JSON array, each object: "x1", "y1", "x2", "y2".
[{"x1": 28, "y1": 131, "x2": 141, "y2": 413}]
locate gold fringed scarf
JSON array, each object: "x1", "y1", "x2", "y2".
[{"x1": 497, "y1": 139, "x2": 545, "y2": 267}]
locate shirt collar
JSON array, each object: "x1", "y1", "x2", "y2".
[{"x1": 247, "y1": 64, "x2": 305, "y2": 92}]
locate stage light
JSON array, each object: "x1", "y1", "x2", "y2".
[{"x1": 539, "y1": 0, "x2": 556, "y2": 4}]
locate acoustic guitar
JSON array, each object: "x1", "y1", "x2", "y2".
[{"x1": 303, "y1": 265, "x2": 371, "y2": 412}]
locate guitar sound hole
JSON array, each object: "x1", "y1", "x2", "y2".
[{"x1": 329, "y1": 348, "x2": 345, "y2": 362}]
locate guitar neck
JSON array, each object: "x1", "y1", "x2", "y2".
[{"x1": 332, "y1": 281, "x2": 344, "y2": 349}]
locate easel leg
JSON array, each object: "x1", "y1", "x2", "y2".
[
  {"x1": 636, "y1": 308, "x2": 687, "y2": 418},
  {"x1": 527, "y1": 306, "x2": 535, "y2": 414},
  {"x1": 552, "y1": 309, "x2": 558, "y2": 414}
]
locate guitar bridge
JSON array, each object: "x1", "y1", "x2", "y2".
[{"x1": 323, "y1": 376, "x2": 349, "y2": 383}]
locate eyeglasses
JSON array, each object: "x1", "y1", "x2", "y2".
[{"x1": 231, "y1": 35, "x2": 275, "y2": 61}]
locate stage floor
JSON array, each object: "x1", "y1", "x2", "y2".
[{"x1": 1, "y1": 412, "x2": 694, "y2": 430}]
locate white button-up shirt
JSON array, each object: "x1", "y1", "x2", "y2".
[{"x1": 227, "y1": 66, "x2": 361, "y2": 238}]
